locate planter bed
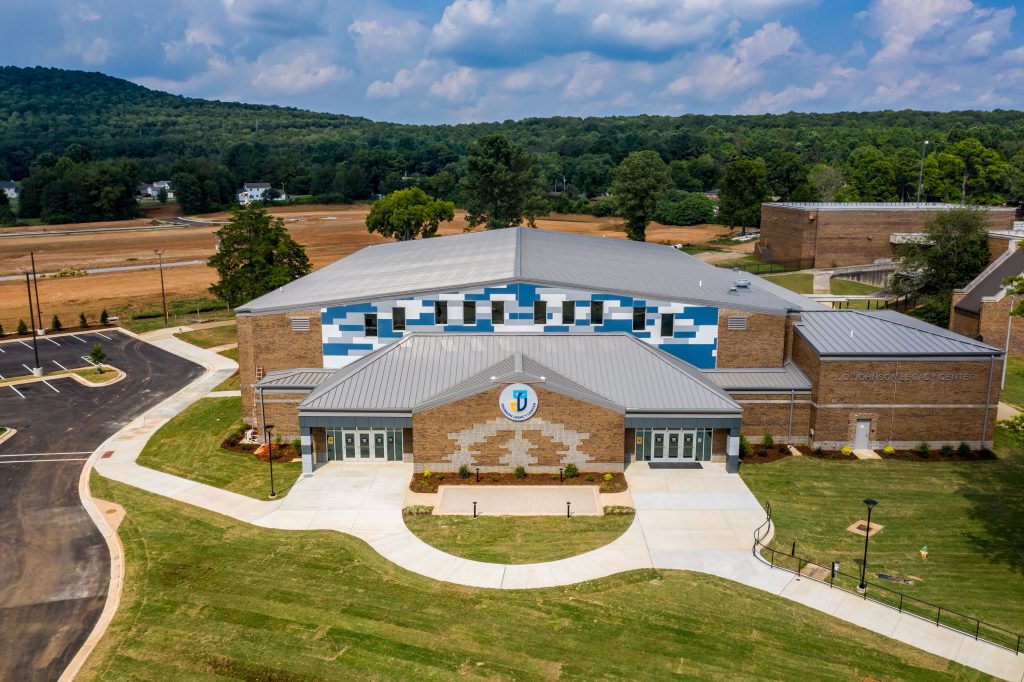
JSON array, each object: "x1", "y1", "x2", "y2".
[
  {"x1": 797, "y1": 446, "x2": 858, "y2": 460},
  {"x1": 739, "y1": 446, "x2": 791, "y2": 464},
  {"x1": 411, "y1": 471, "x2": 627, "y2": 494},
  {"x1": 877, "y1": 448, "x2": 996, "y2": 462}
]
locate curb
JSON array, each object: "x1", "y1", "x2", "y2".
[{"x1": 0, "y1": 427, "x2": 17, "y2": 447}]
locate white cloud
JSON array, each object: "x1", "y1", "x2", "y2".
[
  {"x1": 429, "y1": 67, "x2": 479, "y2": 101},
  {"x1": 251, "y1": 50, "x2": 351, "y2": 95},
  {"x1": 72, "y1": 36, "x2": 111, "y2": 65},
  {"x1": 75, "y1": 3, "x2": 100, "y2": 22},
  {"x1": 348, "y1": 19, "x2": 426, "y2": 71},
  {"x1": 735, "y1": 82, "x2": 829, "y2": 114},
  {"x1": 367, "y1": 60, "x2": 438, "y2": 99}
]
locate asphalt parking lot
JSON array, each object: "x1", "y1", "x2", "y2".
[{"x1": 0, "y1": 329, "x2": 202, "y2": 681}]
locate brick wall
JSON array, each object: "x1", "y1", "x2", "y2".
[
  {"x1": 730, "y1": 392, "x2": 811, "y2": 444},
  {"x1": 253, "y1": 391, "x2": 307, "y2": 441},
  {"x1": 975, "y1": 294, "x2": 1024, "y2": 356},
  {"x1": 717, "y1": 308, "x2": 788, "y2": 368},
  {"x1": 759, "y1": 205, "x2": 817, "y2": 263},
  {"x1": 412, "y1": 385, "x2": 625, "y2": 473},
  {"x1": 949, "y1": 292, "x2": 980, "y2": 340},
  {"x1": 987, "y1": 236, "x2": 1015, "y2": 263}
]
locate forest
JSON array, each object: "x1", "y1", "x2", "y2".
[{"x1": 2, "y1": 66, "x2": 1024, "y2": 225}]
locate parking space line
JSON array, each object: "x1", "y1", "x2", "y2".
[
  {"x1": 8, "y1": 385, "x2": 25, "y2": 399},
  {"x1": 45, "y1": 337, "x2": 60, "y2": 346},
  {"x1": 22, "y1": 363, "x2": 34, "y2": 374},
  {"x1": 95, "y1": 332, "x2": 112, "y2": 340},
  {"x1": 18, "y1": 341, "x2": 32, "y2": 349},
  {"x1": 0, "y1": 458, "x2": 88, "y2": 464},
  {"x1": 0, "y1": 451, "x2": 92, "y2": 456},
  {"x1": 53, "y1": 360, "x2": 68, "y2": 371},
  {"x1": 0, "y1": 346, "x2": 5, "y2": 353},
  {"x1": 71, "y1": 334, "x2": 87, "y2": 343},
  {"x1": 41, "y1": 380, "x2": 59, "y2": 393},
  {"x1": 81, "y1": 355, "x2": 97, "y2": 365}
]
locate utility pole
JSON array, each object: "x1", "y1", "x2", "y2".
[
  {"x1": 154, "y1": 248, "x2": 168, "y2": 326},
  {"x1": 30, "y1": 252, "x2": 42, "y2": 333},
  {"x1": 24, "y1": 273, "x2": 40, "y2": 374},
  {"x1": 915, "y1": 140, "x2": 929, "y2": 204}
]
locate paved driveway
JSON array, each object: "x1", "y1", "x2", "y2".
[{"x1": 0, "y1": 330, "x2": 202, "y2": 682}]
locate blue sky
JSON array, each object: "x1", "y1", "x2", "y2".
[{"x1": 1, "y1": 0, "x2": 1022, "y2": 123}]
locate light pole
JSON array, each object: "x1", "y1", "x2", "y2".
[
  {"x1": 916, "y1": 140, "x2": 930, "y2": 203},
  {"x1": 859, "y1": 498, "x2": 879, "y2": 592},
  {"x1": 264, "y1": 423, "x2": 277, "y2": 498},
  {"x1": 153, "y1": 248, "x2": 168, "y2": 326}
]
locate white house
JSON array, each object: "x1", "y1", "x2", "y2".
[
  {"x1": 237, "y1": 182, "x2": 287, "y2": 205},
  {"x1": 138, "y1": 180, "x2": 174, "y2": 199},
  {"x1": 1, "y1": 181, "x2": 21, "y2": 200}
]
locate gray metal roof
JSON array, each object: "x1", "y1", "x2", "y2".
[
  {"x1": 954, "y1": 247, "x2": 1024, "y2": 314},
  {"x1": 236, "y1": 227, "x2": 826, "y2": 315},
  {"x1": 766, "y1": 202, "x2": 1014, "y2": 212},
  {"x1": 299, "y1": 333, "x2": 742, "y2": 415},
  {"x1": 794, "y1": 310, "x2": 1000, "y2": 357},
  {"x1": 703, "y1": 362, "x2": 812, "y2": 391},
  {"x1": 257, "y1": 368, "x2": 336, "y2": 391}
]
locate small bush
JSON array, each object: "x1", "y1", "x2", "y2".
[
  {"x1": 422, "y1": 469, "x2": 433, "y2": 478},
  {"x1": 437, "y1": 473, "x2": 445, "y2": 480},
  {"x1": 585, "y1": 474, "x2": 595, "y2": 482},
  {"x1": 290, "y1": 438, "x2": 301, "y2": 452},
  {"x1": 841, "y1": 445, "x2": 853, "y2": 456},
  {"x1": 100, "y1": 309, "x2": 109, "y2": 325},
  {"x1": 51, "y1": 314, "x2": 62, "y2": 331},
  {"x1": 564, "y1": 463, "x2": 579, "y2": 478},
  {"x1": 17, "y1": 319, "x2": 27, "y2": 334},
  {"x1": 514, "y1": 465, "x2": 526, "y2": 479},
  {"x1": 882, "y1": 445, "x2": 895, "y2": 455},
  {"x1": 761, "y1": 434, "x2": 774, "y2": 448},
  {"x1": 915, "y1": 442, "x2": 930, "y2": 458},
  {"x1": 1001, "y1": 413, "x2": 1024, "y2": 436},
  {"x1": 603, "y1": 505, "x2": 635, "y2": 515},
  {"x1": 403, "y1": 505, "x2": 434, "y2": 516},
  {"x1": 813, "y1": 447, "x2": 824, "y2": 457},
  {"x1": 957, "y1": 442, "x2": 972, "y2": 457},
  {"x1": 0, "y1": 323, "x2": 4, "y2": 336},
  {"x1": 600, "y1": 481, "x2": 612, "y2": 492},
  {"x1": 490, "y1": 475, "x2": 499, "y2": 482},
  {"x1": 413, "y1": 480, "x2": 432, "y2": 492},
  {"x1": 603, "y1": 472, "x2": 613, "y2": 482},
  {"x1": 739, "y1": 435, "x2": 750, "y2": 457},
  {"x1": 79, "y1": 312, "x2": 88, "y2": 328},
  {"x1": 458, "y1": 464, "x2": 470, "y2": 479},
  {"x1": 940, "y1": 444, "x2": 955, "y2": 457}
]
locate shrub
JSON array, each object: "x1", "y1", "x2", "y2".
[
  {"x1": 761, "y1": 434, "x2": 774, "y2": 448},
  {"x1": 585, "y1": 474, "x2": 594, "y2": 482},
  {"x1": 413, "y1": 480, "x2": 431, "y2": 492},
  {"x1": 601, "y1": 481, "x2": 612, "y2": 492},
  {"x1": 273, "y1": 433, "x2": 282, "y2": 446},
  {"x1": 514, "y1": 465, "x2": 526, "y2": 479},
  {"x1": 422, "y1": 469, "x2": 433, "y2": 478},
  {"x1": 17, "y1": 319, "x2": 27, "y2": 334},
  {"x1": 1001, "y1": 414, "x2": 1024, "y2": 436},
  {"x1": 603, "y1": 505, "x2": 636, "y2": 515},
  {"x1": 957, "y1": 442, "x2": 972, "y2": 457},
  {"x1": 490, "y1": 475, "x2": 499, "y2": 482},
  {"x1": 813, "y1": 446, "x2": 823, "y2": 456},
  {"x1": 51, "y1": 314, "x2": 62, "y2": 331},
  {"x1": 100, "y1": 309, "x2": 109, "y2": 325},
  {"x1": 437, "y1": 473, "x2": 445, "y2": 480},
  {"x1": 915, "y1": 442, "x2": 930, "y2": 458},
  {"x1": 458, "y1": 464, "x2": 470, "y2": 479},
  {"x1": 79, "y1": 312, "x2": 88, "y2": 328},
  {"x1": 882, "y1": 445, "x2": 895, "y2": 456},
  {"x1": 564, "y1": 463, "x2": 579, "y2": 478},
  {"x1": 290, "y1": 438, "x2": 301, "y2": 452},
  {"x1": 403, "y1": 505, "x2": 434, "y2": 516},
  {"x1": 603, "y1": 472, "x2": 613, "y2": 482},
  {"x1": 738, "y1": 435, "x2": 750, "y2": 457},
  {"x1": 940, "y1": 444, "x2": 955, "y2": 457},
  {"x1": 841, "y1": 445, "x2": 853, "y2": 456}
]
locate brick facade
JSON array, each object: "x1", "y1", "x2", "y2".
[
  {"x1": 729, "y1": 391, "x2": 811, "y2": 444},
  {"x1": 412, "y1": 385, "x2": 625, "y2": 473},
  {"x1": 253, "y1": 391, "x2": 306, "y2": 441},
  {"x1": 951, "y1": 293, "x2": 1024, "y2": 356},
  {"x1": 716, "y1": 308, "x2": 787, "y2": 368}
]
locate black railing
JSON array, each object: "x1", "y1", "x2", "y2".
[
  {"x1": 753, "y1": 502, "x2": 1022, "y2": 655},
  {"x1": 715, "y1": 258, "x2": 815, "y2": 274}
]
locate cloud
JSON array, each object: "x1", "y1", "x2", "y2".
[
  {"x1": 251, "y1": 50, "x2": 351, "y2": 95},
  {"x1": 429, "y1": 66, "x2": 479, "y2": 101},
  {"x1": 348, "y1": 18, "x2": 426, "y2": 72},
  {"x1": 736, "y1": 82, "x2": 829, "y2": 114},
  {"x1": 367, "y1": 60, "x2": 438, "y2": 99}
]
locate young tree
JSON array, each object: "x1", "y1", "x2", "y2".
[
  {"x1": 79, "y1": 311, "x2": 88, "y2": 328},
  {"x1": 17, "y1": 319, "x2": 27, "y2": 334},
  {"x1": 718, "y1": 159, "x2": 770, "y2": 234},
  {"x1": 90, "y1": 343, "x2": 106, "y2": 373},
  {"x1": 208, "y1": 204, "x2": 312, "y2": 307},
  {"x1": 0, "y1": 189, "x2": 16, "y2": 226},
  {"x1": 461, "y1": 134, "x2": 547, "y2": 230},
  {"x1": 611, "y1": 150, "x2": 673, "y2": 241},
  {"x1": 807, "y1": 163, "x2": 845, "y2": 201},
  {"x1": 100, "y1": 309, "x2": 109, "y2": 325},
  {"x1": 365, "y1": 187, "x2": 455, "y2": 241},
  {"x1": 156, "y1": 186, "x2": 168, "y2": 203},
  {"x1": 51, "y1": 314, "x2": 62, "y2": 331}
]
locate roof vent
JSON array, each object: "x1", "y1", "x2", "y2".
[{"x1": 734, "y1": 279, "x2": 751, "y2": 288}]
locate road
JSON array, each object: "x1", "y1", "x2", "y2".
[
  {"x1": 0, "y1": 330, "x2": 202, "y2": 681},
  {"x1": 0, "y1": 260, "x2": 207, "y2": 283}
]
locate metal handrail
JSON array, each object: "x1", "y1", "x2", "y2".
[{"x1": 752, "y1": 501, "x2": 1022, "y2": 655}]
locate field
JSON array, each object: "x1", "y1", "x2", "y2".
[{"x1": 0, "y1": 204, "x2": 747, "y2": 329}]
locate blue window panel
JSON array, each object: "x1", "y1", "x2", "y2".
[
  {"x1": 509, "y1": 312, "x2": 534, "y2": 320},
  {"x1": 464, "y1": 291, "x2": 491, "y2": 301},
  {"x1": 592, "y1": 293, "x2": 631, "y2": 304},
  {"x1": 336, "y1": 324, "x2": 366, "y2": 332},
  {"x1": 574, "y1": 319, "x2": 589, "y2": 326},
  {"x1": 595, "y1": 319, "x2": 634, "y2": 333},
  {"x1": 679, "y1": 307, "x2": 718, "y2": 326},
  {"x1": 659, "y1": 343, "x2": 716, "y2": 369},
  {"x1": 445, "y1": 320, "x2": 496, "y2": 332},
  {"x1": 414, "y1": 313, "x2": 437, "y2": 326},
  {"x1": 326, "y1": 303, "x2": 376, "y2": 315},
  {"x1": 632, "y1": 331, "x2": 652, "y2": 339},
  {"x1": 515, "y1": 284, "x2": 542, "y2": 305},
  {"x1": 324, "y1": 342, "x2": 375, "y2": 354},
  {"x1": 543, "y1": 325, "x2": 571, "y2": 332},
  {"x1": 377, "y1": 319, "x2": 396, "y2": 337},
  {"x1": 673, "y1": 330, "x2": 698, "y2": 339}
]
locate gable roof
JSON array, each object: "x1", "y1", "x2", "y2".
[
  {"x1": 298, "y1": 333, "x2": 742, "y2": 415},
  {"x1": 703, "y1": 362, "x2": 812, "y2": 391},
  {"x1": 954, "y1": 247, "x2": 1024, "y2": 314},
  {"x1": 794, "y1": 310, "x2": 1000, "y2": 357},
  {"x1": 257, "y1": 368, "x2": 336, "y2": 392},
  {"x1": 236, "y1": 227, "x2": 827, "y2": 316},
  {"x1": 243, "y1": 182, "x2": 272, "y2": 189}
]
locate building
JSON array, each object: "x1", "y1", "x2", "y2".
[
  {"x1": 237, "y1": 182, "x2": 287, "y2": 205},
  {"x1": 757, "y1": 202, "x2": 1016, "y2": 268},
  {"x1": 137, "y1": 180, "x2": 174, "y2": 199},
  {"x1": 235, "y1": 228, "x2": 1002, "y2": 477},
  {"x1": 951, "y1": 243, "x2": 1024, "y2": 355},
  {"x1": 0, "y1": 180, "x2": 21, "y2": 200}
]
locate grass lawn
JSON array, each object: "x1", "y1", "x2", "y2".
[
  {"x1": 137, "y1": 397, "x2": 301, "y2": 500},
  {"x1": 405, "y1": 514, "x2": 634, "y2": 564},
  {"x1": 741, "y1": 428, "x2": 1024, "y2": 640},
  {"x1": 67, "y1": 366, "x2": 120, "y2": 383},
  {"x1": 999, "y1": 356, "x2": 1024, "y2": 409},
  {"x1": 81, "y1": 474, "x2": 986, "y2": 681},
  {"x1": 218, "y1": 346, "x2": 239, "y2": 362},
  {"x1": 214, "y1": 370, "x2": 240, "y2": 391},
  {"x1": 762, "y1": 273, "x2": 813, "y2": 294},
  {"x1": 174, "y1": 323, "x2": 237, "y2": 349},
  {"x1": 831, "y1": 278, "x2": 881, "y2": 296}
]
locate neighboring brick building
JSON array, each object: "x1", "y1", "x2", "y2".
[
  {"x1": 757, "y1": 202, "x2": 1015, "y2": 268},
  {"x1": 235, "y1": 227, "x2": 1003, "y2": 477},
  {"x1": 951, "y1": 245, "x2": 1024, "y2": 355}
]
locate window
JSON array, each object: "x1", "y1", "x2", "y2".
[
  {"x1": 727, "y1": 316, "x2": 748, "y2": 331},
  {"x1": 290, "y1": 317, "x2": 310, "y2": 332},
  {"x1": 491, "y1": 300, "x2": 505, "y2": 325},
  {"x1": 590, "y1": 300, "x2": 604, "y2": 325},
  {"x1": 660, "y1": 313, "x2": 674, "y2": 337},
  {"x1": 365, "y1": 314, "x2": 378, "y2": 337},
  {"x1": 562, "y1": 300, "x2": 575, "y2": 324},
  {"x1": 463, "y1": 301, "x2": 477, "y2": 325},
  {"x1": 434, "y1": 301, "x2": 448, "y2": 325},
  {"x1": 533, "y1": 301, "x2": 547, "y2": 325},
  {"x1": 392, "y1": 307, "x2": 406, "y2": 331},
  {"x1": 632, "y1": 306, "x2": 646, "y2": 331}
]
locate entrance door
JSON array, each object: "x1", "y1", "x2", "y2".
[
  {"x1": 652, "y1": 431, "x2": 666, "y2": 459},
  {"x1": 853, "y1": 419, "x2": 871, "y2": 450},
  {"x1": 681, "y1": 431, "x2": 695, "y2": 460}
]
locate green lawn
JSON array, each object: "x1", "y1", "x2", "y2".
[
  {"x1": 762, "y1": 273, "x2": 813, "y2": 294},
  {"x1": 831, "y1": 278, "x2": 882, "y2": 296},
  {"x1": 405, "y1": 514, "x2": 634, "y2": 564},
  {"x1": 742, "y1": 428, "x2": 1024, "y2": 639},
  {"x1": 218, "y1": 346, "x2": 240, "y2": 362},
  {"x1": 174, "y1": 323, "x2": 237, "y2": 349},
  {"x1": 136, "y1": 397, "x2": 300, "y2": 499},
  {"x1": 214, "y1": 370, "x2": 240, "y2": 391},
  {"x1": 999, "y1": 356, "x2": 1024, "y2": 409},
  {"x1": 81, "y1": 474, "x2": 986, "y2": 681}
]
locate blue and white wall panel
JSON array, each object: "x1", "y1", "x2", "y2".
[{"x1": 321, "y1": 283, "x2": 718, "y2": 369}]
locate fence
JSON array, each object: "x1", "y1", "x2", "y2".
[
  {"x1": 715, "y1": 258, "x2": 815, "y2": 275},
  {"x1": 752, "y1": 501, "x2": 1021, "y2": 655},
  {"x1": 824, "y1": 293, "x2": 918, "y2": 311}
]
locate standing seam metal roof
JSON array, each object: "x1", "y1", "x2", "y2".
[
  {"x1": 703, "y1": 362, "x2": 812, "y2": 391},
  {"x1": 953, "y1": 247, "x2": 1024, "y2": 314},
  {"x1": 794, "y1": 310, "x2": 1000, "y2": 356}
]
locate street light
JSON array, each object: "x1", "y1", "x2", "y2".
[
  {"x1": 858, "y1": 498, "x2": 879, "y2": 592},
  {"x1": 916, "y1": 140, "x2": 930, "y2": 203},
  {"x1": 264, "y1": 423, "x2": 277, "y2": 499},
  {"x1": 153, "y1": 248, "x2": 168, "y2": 326}
]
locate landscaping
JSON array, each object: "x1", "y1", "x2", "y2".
[
  {"x1": 762, "y1": 273, "x2": 882, "y2": 297},
  {"x1": 404, "y1": 513, "x2": 634, "y2": 564},
  {"x1": 218, "y1": 346, "x2": 240, "y2": 362},
  {"x1": 410, "y1": 467, "x2": 627, "y2": 493},
  {"x1": 136, "y1": 396, "x2": 301, "y2": 499},
  {"x1": 214, "y1": 370, "x2": 240, "y2": 391},
  {"x1": 999, "y1": 355, "x2": 1024, "y2": 409},
  {"x1": 173, "y1": 322, "x2": 237, "y2": 349},
  {"x1": 741, "y1": 427, "x2": 1024, "y2": 636},
  {"x1": 82, "y1": 473, "x2": 986, "y2": 681}
]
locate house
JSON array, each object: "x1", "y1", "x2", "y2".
[
  {"x1": 237, "y1": 182, "x2": 287, "y2": 205},
  {"x1": 1, "y1": 181, "x2": 21, "y2": 200},
  {"x1": 137, "y1": 180, "x2": 174, "y2": 199}
]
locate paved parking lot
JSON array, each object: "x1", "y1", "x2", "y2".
[{"x1": 0, "y1": 329, "x2": 203, "y2": 681}]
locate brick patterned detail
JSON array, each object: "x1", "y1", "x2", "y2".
[
  {"x1": 717, "y1": 307, "x2": 788, "y2": 368},
  {"x1": 445, "y1": 418, "x2": 592, "y2": 469}
]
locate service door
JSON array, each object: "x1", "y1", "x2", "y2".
[{"x1": 854, "y1": 419, "x2": 871, "y2": 450}]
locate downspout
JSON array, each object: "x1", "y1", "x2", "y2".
[
  {"x1": 259, "y1": 386, "x2": 267, "y2": 444},
  {"x1": 787, "y1": 389, "x2": 794, "y2": 443},
  {"x1": 1001, "y1": 295, "x2": 1014, "y2": 389},
  {"x1": 982, "y1": 354, "x2": 995, "y2": 446},
  {"x1": 889, "y1": 361, "x2": 898, "y2": 445}
]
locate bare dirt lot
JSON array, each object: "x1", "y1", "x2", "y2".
[{"x1": 0, "y1": 204, "x2": 746, "y2": 329}]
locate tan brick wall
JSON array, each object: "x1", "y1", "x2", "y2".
[
  {"x1": 238, "y1": 310, "x2": 323, "y2": 425},
  {"x1": 976, "y1": 294, "x2": 1024, "y2": 356},
  {"x1": 730, "y1": 392, "x2": 811, "y2": 444},
  {"x1": 252, "y1": 391, "x2": 306, "y2": 441},
  {"x1": 987, "y1": 236, "x2": 1014, "y2": 263},
  {"x1": 412, "y1": 385, "x2": 625, "y2": 473},
  {"x1": 758, "y1": 205, "x2": 817, "y2": 264},
  {"x1": 717, "y1": 308, "x2": 788, "y2": 368},
  {"x1": 949, "y1": 292, "x2": 980, "y2": 340}
]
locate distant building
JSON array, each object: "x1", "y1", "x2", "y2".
[
  {"x1": 137, "y1": 180, "x2": 174, "y2": 199},
  {"x1": 757, "y1": 202, "x2": 1016, "y2": 269},
  {"x1": 951, "y1": 242, "x2": 1024, "y2": 355},
  {"x1": 0, "y1": 180, "x2": 21, "y2": 200},
  {"x1": 237, "y1": 182, "x2": 287, "y2": 205}
]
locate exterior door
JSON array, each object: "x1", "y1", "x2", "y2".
[
  {"x1": 681, "y1": 431, "x2": 695, "y2": 460},
  {"x1": 652, "y1": 431, "x2": 666, "y2": 459},
  {"x1": 854, "y1": 419, "x2": 871, "y2": 450}
]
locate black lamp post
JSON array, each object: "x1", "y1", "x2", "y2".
[
  {"x1": 859, "y1": 498, "x2": 878, "y2": 591},
  {"x1": 264, "y1": 423, "x2": 277, "y2": 499}
]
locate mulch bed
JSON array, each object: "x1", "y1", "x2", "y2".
[
  {"x1": 410, "y1": 471, "x2": 628, "y2": 494},
  {"x1": 739, "y1": 445, "x2": 791, "y2": 464},
  {"x1": 878, "y1": 448, "x2": 996, "y2": 462},
  {"x1": 797, "y1": 446, "x2": 857, "y2": 460},
  {"x1": 220, "y1": 432, "x2": 298, "y2": 462}
]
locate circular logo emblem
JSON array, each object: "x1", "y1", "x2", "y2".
[{"x1": 500, "y1": 383, "x2": 538, "y2": 421}]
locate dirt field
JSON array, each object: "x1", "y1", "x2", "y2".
[{"x1": 0, "y1": 204, "x2": 747, "y2": 329}]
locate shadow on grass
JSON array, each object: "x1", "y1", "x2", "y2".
[{"x1": 957, "y1": 431, "x2": 1024, "y2": 575}]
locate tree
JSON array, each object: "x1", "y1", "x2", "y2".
[
  {"x1": 51, "y1": 314, "x2": 62, "y2": 331},
  {"x1": 766, "y1": 151, "x2": 807, "y2": 200},
  {"x1": 365, "y1": 187, "x2": 455, "y2": 241},
  {"x1": 654, "y1": 190, "x2": 716, "y2": 226},
  {"x1": 461, "y1": 134, "x2": 547, "y2": 230},
  {"x1": 100, "y1": 309, "x2": 109, "y2": 325},
  {"x1": 208, "y1": 204, "x2": 312, "y2": 307},
  {"x1": 808, "y1": 163, "x2": 844, "y2": 201},
  {"x1": 171, "y1": 158, "x2": 234, "y2": 214},
  {"x1": 611, "y1": 150, "x2": 673, "y2": 241},
  {"x1": 90, "y1": 343, "x2": 106, "y2": 373},
  {"x1": 17, "y1": 319, "x2": 27, "y2": 334},
  {"x1": 718, "y1": 159, "x2": 770, "y2": 233},
  {"x1": 156, "y1": 186, "x2": 168, "y2": 203},
  {"x1": 0, "y1": 189, "x2": 16, "y2": 226},
  {"x1": 79, "y1": 311, "x2": 88, "y2": 328}
]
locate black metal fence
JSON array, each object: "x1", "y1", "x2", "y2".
[
  {"x1": 715, "y1": 258, "x2": 815, "y2": 274},
  {"x1": 827, "y1": 292, "x2": 919, "y2": 311},
  {"x1": 753, "y1": 502, "x2": 1021, "y2": 655}
]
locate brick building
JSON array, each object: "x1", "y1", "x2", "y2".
[
  {"x1": 236, "y1": 228, "x2": 1002, "y2": 477},
  {"x1": 951, "y1": 244, "x2": 1024, "y2": 355},
  {"x1": 757, "y1": 202, "x2": 1015, "y2": 268}
]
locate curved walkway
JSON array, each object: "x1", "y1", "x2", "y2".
[{"x1": 84, "y1": 336, "x2": 1024, "y2": 681}]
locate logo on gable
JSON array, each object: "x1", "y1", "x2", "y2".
[{"x1": 499, "y1": 383, "x2": 539, "y2": 421}]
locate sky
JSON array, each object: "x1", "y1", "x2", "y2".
[{"x1": 1, "y1": 0, "x2": 1023, "y2": 124}]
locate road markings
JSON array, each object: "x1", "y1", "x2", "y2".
[
  {"x1": 0, "y1": 346, "x2": 5, "y2": 353},
  {"x1": 0, "y1": 451, "x2": 92, "y2": 457},
  {"x1": 95, "y1": 332, "x2": 112, "y2": 340},
  {"x1": 71, "y1": 334, "x2": 87, "y2": 343},
  {"x1": 41, "y1": 380, "x2": 59, "y2": 393},
  {"x1": 45, "y1": 337, "x2": 60, "y2": 346},
  {"x1": 22, "y1": 363, "x2": 34, "y2": 374},
  {"x1": 81, "y1": 355, "x2": 97, "y2": 366},
  {"x1": 52, "y1": 360, "x2": 68, "y2": 371},
  {"x1": 0, "y1": 458, "x2": 88, "y2": 464},
  {"x1": 18, "y1": 341, "x2": 32, "y2": 349},
  {"x1": 8, "y1": 385, "x2": 25, "y2": 399}
]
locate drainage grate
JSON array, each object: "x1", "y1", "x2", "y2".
[{"x1": 648, "y1": 462, "x2": 703, "y2": 470}]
